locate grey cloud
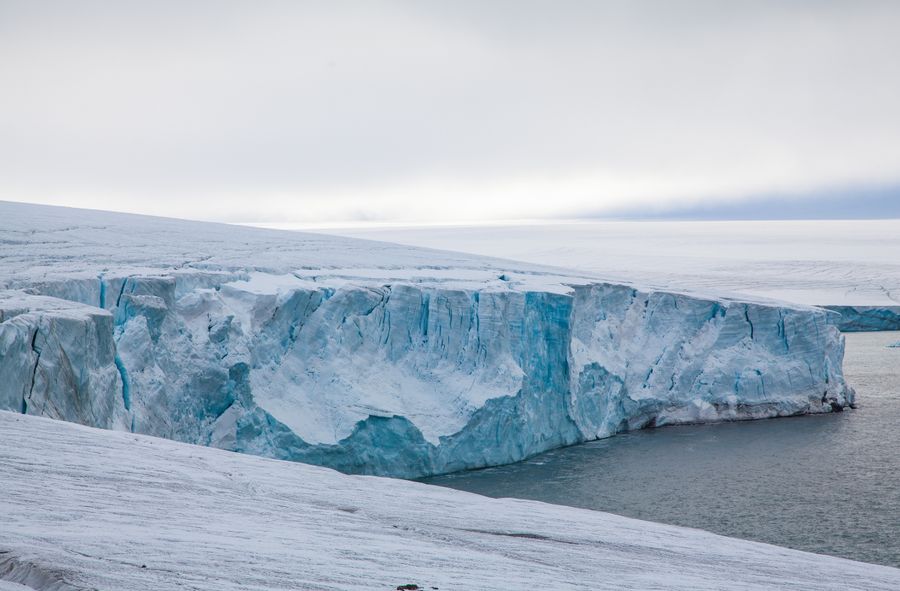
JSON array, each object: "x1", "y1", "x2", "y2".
[{"x1": 1, "y1": 0, "x2": 898, "y2": 222}]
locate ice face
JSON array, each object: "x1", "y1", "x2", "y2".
[
  {"x1": 1, "y1": 273, "x2": 854, "y2": 478},
  {"x1": 0, "y1": 292, "x2": 128, "y2": 431},
  {"x1": 823, "y1": 306, "x2": 900, "y2": 332},
  {"x1": 0, "y1": 202, "x2": 855, "y2": 477}
]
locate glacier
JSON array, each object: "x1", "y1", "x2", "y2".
[
  {"x1": 326, "y1": 219, "x2": 900, "y2": 332},
  {"x1": 3, "y1": 411, "x2": 899, "y2": 591},
  {"x1": 0, "y1": 201, "x2": 855, "y2": 477}
]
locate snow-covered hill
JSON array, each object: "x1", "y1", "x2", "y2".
[
  {"x1": 1, "y1": 412, "x2": 898, "y2": 591},
  {"x1": 0, "y1": 201, "x2": 854, "y2": 477}
]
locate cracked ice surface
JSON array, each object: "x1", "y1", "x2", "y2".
[
  {"x1": 2, "y1": 412, "x2": 899, "y2": 591},
  {"x1": 0, "y1": 201, "x2": 854, "y2": 477}
]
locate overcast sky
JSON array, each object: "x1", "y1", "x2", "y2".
[{"x1": 1, "y1": 0, "x2": 899, "y2": 223}]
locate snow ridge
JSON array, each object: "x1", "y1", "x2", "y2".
[
  {"x1": 2, "y1": 412, "x2": 899, "y2": 591},
  {"x1": 0, "y1": 553, "x2": 80, "y2": 591}
]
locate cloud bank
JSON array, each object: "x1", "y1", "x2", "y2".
[{"x1": 1, "y1": 0, "x2": 898, "y2": 222}]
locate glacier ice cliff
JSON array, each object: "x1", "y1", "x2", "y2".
[
  {"x1": 0, "y1": 202, "x2": 856, "y2": 478},
  {"x1": 824, "y1": 305, "x2": 900, "y2": 332},
  {"x1": 0, "y1": 292, "x2": 128, "y2": 430}
]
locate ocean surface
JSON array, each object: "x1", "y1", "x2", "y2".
[{"x1": 424, "y1": 331, "x2": 900, "y2": 567}]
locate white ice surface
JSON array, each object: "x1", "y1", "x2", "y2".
[
  {"x1": 313, "y1": 219, "x2": 900, "y2": 306},
  {"x1": 0, "y1": 201, "x2": 602, "y2": 297},
  {"x1": 1, "y1": 411, "x2": 898, "y2": 591},
  {"x1": 1, "y1": 201, "x2": 837, "y2": 308}
]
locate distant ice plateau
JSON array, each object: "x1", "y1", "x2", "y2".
[
  {"x1": 0, "y1": 202, "x2": 854, "y2": 477},
  {"x1": 322, "y1": 219, "x2": 900, "y2": 332}
]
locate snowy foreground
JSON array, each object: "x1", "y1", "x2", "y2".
[
  {"x1": 0, "y1": 201, "x2": 854, "y2": 477},
  {"x1": 2, "y1": 412, "x2": 899, "y2": 591},
  {"x1": 323, "y1": 220, "x2": 900, "y2": 331}
]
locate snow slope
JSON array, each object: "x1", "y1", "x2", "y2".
[
  {"x1": 0, "y1": 202, "x2": 854, "y2": 477},
  {"x1": 1, "y1": 411, "x2": 898, "y2": 591},
  {"x1": 320, "y1": 220, "x2": 900, "y2": 331}
]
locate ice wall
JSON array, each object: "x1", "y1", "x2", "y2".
[
  {"x1": 0, "y1": 270, "x2": 855, "y2": 478},
  {"x1": 824, "y1": 305, "x2": 900, "y2": 332},
  {"x1": 0, "y1": 293, "x2": 128, "y2": 430}
]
